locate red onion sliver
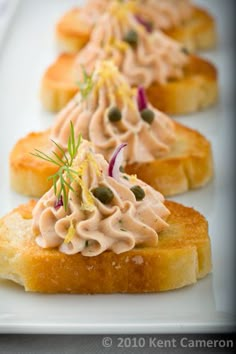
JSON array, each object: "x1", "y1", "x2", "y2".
[
  {"x1": 54, "y1": 196, "x2": 63, "y2": 210},
  {"x1": 108, "y1": 143, "x2": 127, "y2": 181},
  {"x1": 135, "y1": 15, "x2": 153, "y2": 33},
  {"x1": 137, "y1": 86, "x2": 148, "y2": 111}
]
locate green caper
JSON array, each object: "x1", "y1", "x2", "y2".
[
  {"x1": 140, "y1": 108, "x2": 154, "y2": 124},
  {"x1": 123, "y1": 30, "x2": 138, "y2": 48},
  {"x1": 181, "y1": 47, "x2": 189, "y2": 55},
  {"x1": 119, "y1": 165, "x2": 125, "y2": 172},
  {"x1": 108, "y1": 106, "x2": 122, "y2": 122},
  {"x1": 92, "y1": 186, "x2": 114, "y2": 204},
  {"x1": 130, "y1": 185, "x2": 145, "y2": 201}
]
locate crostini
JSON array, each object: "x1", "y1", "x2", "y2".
[
  {"x1": 42, "y1": 1, "x2": 218, "y2": 114},
  {"x1": 11, "y1": 61, "x2": 214, "y2": 197},
  {"x1": 1, "y1": 140, "x2": 212, "y2": 293},
  {"x1": 56, "y1": 0, "x2": 217, "y2": 53}
]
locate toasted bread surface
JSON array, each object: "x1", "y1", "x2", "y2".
[
  {"x1": 0, "y1": 200, "x2": 212, "y2": 293},
  {"x1": 9, "y1": 122, "x2": 213, "y2": 198},
  {"x1": 40, "y1": 54, "x2": 218, "y2": 114},
  {"x1": 56, "y1": 8, "x2": 90, "y2": 53},
  {"x1": 125, "y1": 123, "x2": 214, "y2": 196},
  {"x1": 9, "y1": 130, "x2": 58, "y2": 197},
  {"x1": 146, "y1": 55, "x2": 218, "y2": 114},
  {"x1": 165, "y1": 7, "x2": 217, "y2": 52},
  {"x1": 40, "y1": 54, "x2": 78, "y2": 113},
  {"x1": 56, "y1": 6, "x2": 217, "y2": 53}
]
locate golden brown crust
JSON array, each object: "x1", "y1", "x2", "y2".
[
  {"x1": 9, "y1": 130, "x2": 58, "y2": 197},
  {"x1": 0, "y1": 200, "x2": 212, "y2": 293},
  {"x1": 40, "y1": 54, "x2": 78, "y2": 113},
  {"x1": 55, "y1": 6, "x2": 217, "y2": 53},
  {"x1": 9, "y1": 122, "x2": 213, "y2": 198},
  {"x1": 40, "y1": 54, "x2": 218, "y2": 114},
  {"x1": 56, "y1": 8, "x2": 90, "y2": 53},
  {"x1": 146, "y1": 55, "x2": 219, "y2": 114},
  {"x1": 125, "y1": 122, "x2": 214, "y2": 196},
  {"x1": 165, "y1": 7, "x2": 217, "y2": 52}
]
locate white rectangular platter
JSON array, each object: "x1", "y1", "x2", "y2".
[{"x1": 0, "y1": 0, "x2": 235, "y2": 334}]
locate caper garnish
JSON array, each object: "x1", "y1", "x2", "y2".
[
  {"x1": 92, "y1": 186, "x2": 114, "y2": 204},
  {"x1": 130, "y1": 185, "x2": 145, "y2": 201},
  {"x1": 140, "y1": 108, "x2": 154, "y2": 124},
  {"x1": 181, "y1": 47, "x2": 189, "y2": 55},
  {"x1": 123, "y1": 30, "x2": 138, "y2": 48},
  {"x1": 108, "y1": 106, "x2": 122, "y2": 122},
  {"x1": 119, "y1": 165, "x2": 125, "y2": 172}
]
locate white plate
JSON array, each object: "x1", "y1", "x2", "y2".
[
  {"x1": 0, "y1": 0, "x2": 20, "y2": 48},
  {"x1": 0, "y1": 0, "x2": 235, "y2": 334}
]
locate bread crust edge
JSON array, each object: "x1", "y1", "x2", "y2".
[
  {"x1": 55, "y1": 6, "x2": 217, "y2": 53},
  {"x1": 9, "y1": 122, "x2": 214, "y2": 198},
  {"x1": 0, "y1": 200, "x2": 212, "y2": 293}
]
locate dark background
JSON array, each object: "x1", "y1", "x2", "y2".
[{"x1": 0, "y1": 334, "x2": 236, "y2": 353}]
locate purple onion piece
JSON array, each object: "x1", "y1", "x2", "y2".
[
  {"x1": 54, "y1": 195, "x2": 63, "y2": 210},
  {"x1": 137, "y1": 86, "x2": 148, "y2": 111},
  {"x1": 108, "y1": 143, "x2": 128, "y2": 180},
  {"x1": 135, "y1": 15, "x2": 153, "y2": 33}
]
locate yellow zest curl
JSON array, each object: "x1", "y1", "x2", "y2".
[
  {"x1": 79, "y1": 179, "x2": 95, "y2": 212},
  {"x1": 109, "y1": 1, "x2": 137, "y2": 22},
  {"x1": 130, "y1": 174, "x2": 137, "y2": 183},
  {"x1": 112, "y1": 39, "x2": 129, "y2": 52},
  {"x1": 64, "y1": 221, "x2": 76, "y2": 244},
  {"x1": 76, "y1": 154, "x2": 102, "y2": 212},
  {"x1": 87, "y1": 152, "x2": 102, "y2": 177}
]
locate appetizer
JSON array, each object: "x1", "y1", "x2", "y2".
[
  {"x1": 42, "y1": 1, "x2": 218, "y2": 113},
  {"x1": 11, "y1": 61, "x2": 213, "y2": 198},
  {"x1": 1, "y1": 139, "x2": 212, "y2": 293},
  {"x1": 56, "y1": 0, "x2": 217, "y2": 53}
]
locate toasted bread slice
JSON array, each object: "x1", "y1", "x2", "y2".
[
  {"x1": 165, "y1": 7, "x2": 217, "y2": 52},
  {"x1": 56, "y1": 6, "x2": 217, "y2": 53},
  {"x1": 56, "y1": 7, "x2": 91, "y2": 53},
  {"x1": 147, "y1": 56, "x2": 218, "y2": 115},
  {"x1": 9, "y1": 122, "x2": 213, "y2": 198},
  {"x1": 0, "y1": 200, "x2": 212, "y2": 293},
  {"x1": 9, "y1": 130, "x2": 58, "y2": 197},
  {"x1": 40, "y1": 55, "x2": 218, "y2": 114},
  {"x1": 125, "y1": 123, "x2": 214, "y2": 196}
]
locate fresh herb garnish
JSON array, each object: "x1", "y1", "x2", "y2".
[
  {"x1": 31, "y1": 122, "x2": 82, "y2": 211},
  {"x1": 77, "y1": 66, "x2": 94, "y2": 99}
]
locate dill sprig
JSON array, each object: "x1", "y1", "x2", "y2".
[
  {"x1": 31, "y1": 122, "x2": 82, "y2": 211},
  {"x1": 77, "y1": 66, "x2": 94, "y2": 100}
]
